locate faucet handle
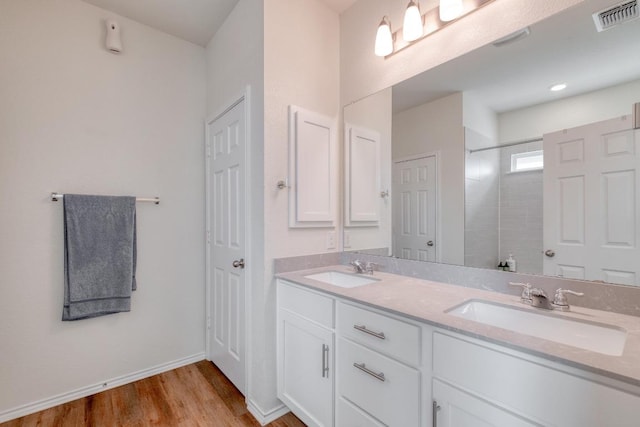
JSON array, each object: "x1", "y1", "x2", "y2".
[
  {"x1": 552, "y1": 288, "x2": 584, "y2": 310},
  {"x1": 365, "y1": 262, "x2": 379, "y2": 275},
  {"x1": 509, "y1": 282, "x2": 532, "y2": 302}
]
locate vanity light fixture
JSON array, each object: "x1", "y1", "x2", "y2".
[
  {"x1": 375, "y1": 16, "x2": 394, "y2": 57},
  {"x1": 403, "y1": 1, "x2": 424, "y2": 42},
  {"x1": 439, "y1": 0, "x2": 464, "y2": 22},
  {"x1": 550, "y1": 83, "x2": 568, "y2": 92},
  {"x1": 374, "y1": 0, "x2": 495, "y2": 58}
]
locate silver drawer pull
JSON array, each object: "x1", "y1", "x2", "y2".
[
  {"x1": 353, "y1": 324, "x2": 386, "y2": 340},
  {"x1": 353, "y1": 362, "x2": 385, "y2": 382},
  {"x1": 321, "y1": 344, "x2": 329, "y2": 378}
]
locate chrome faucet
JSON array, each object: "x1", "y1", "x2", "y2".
[
  {"x1": 350, "y1": 260, "x2": 366, "y2": 274},
  {"x1": 350, "y1": 260, "x2": 378, "y2": 275},
  {"x1": 530, "y1": 287, "x2": 552, "y2": 310},
  {"x1": 510, "y1": 282, "x2": 584, "y2": 311}
]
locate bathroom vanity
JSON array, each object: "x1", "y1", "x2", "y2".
[{"x1": 276, "y1": 266, "x2": 640, "y2": 427}]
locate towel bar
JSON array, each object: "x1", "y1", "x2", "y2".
[{"x1": 51, "y1": 193, "x2": 160, "y2": 205}]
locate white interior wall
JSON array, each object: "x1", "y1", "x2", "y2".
[
  {"x1": 463, "y1": 92, "x2": 498, "y2": 144},
  {"x1": 498, "y1": 78, "x2": 640, "y2": 143},
  {"x1": 204, "y1": 0, "x2": 269, "y2": 414},
  {"x1": 0, "y1": 0, "x2": 206, "y2": 417},
  {"x1": 262, "y1": 0, "x2": 341, "y2": 414},
  {"x1": 392, "y1": 93, "x2": 465, "y2": 265},
  {"x1": 343, "y1": 88, "x2": 393, "y2": 253},
  {"x1": 340, "y1": 0, "x2": 582, "y2": 105}
]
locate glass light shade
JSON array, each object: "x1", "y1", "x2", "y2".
[
  {"x1": 403, "y1": 1, "x2": 423, "y2": 42},
  {"x1": 375, "y1": 18, "x2": 393, "y2": 57},
  {"x1": 550, "y1": 83, "x2": 567, "y2": 91},
  {"x1": 439, "y1": 0, "x2": 463, "y2": 22}
]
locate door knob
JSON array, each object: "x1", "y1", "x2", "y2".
[
  {"x1": 544, "y1": 249, "x2": 555, "y2": 258},
  {"x1": 427, "y1": 241, "x2": 434, "y2": 247},
  {"x1": 232, "y1": 258, "x2": 245, "y2": 269}
]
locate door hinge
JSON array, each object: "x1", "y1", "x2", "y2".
[
  {"x1": 206, "y1": 143, "x2": 211, "y2": 158},
  {"x1": 207, "y1": 316, "x2": 211, "y2": 329},
  {"x1": 206, "y1": 230, "x2": 211, "y2": 244}
]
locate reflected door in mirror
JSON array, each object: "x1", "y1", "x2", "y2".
[
  {"x1": 393, "y1": 154, "x2": 438, "y2": 261},
  {"x1": 543, "y1": 116, "x2": 639, "y2": 285}
]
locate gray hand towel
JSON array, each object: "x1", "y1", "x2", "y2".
[{"x1": 62, "y1": 194, "x2": 137, "y2": 321}]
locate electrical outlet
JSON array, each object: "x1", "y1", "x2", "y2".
[
  {"x1": 343, "y1": 231, "x2": 351, "y2": 248},
  {"x1": 326, "y1": 231, "x2": 336, "y2": 249}
]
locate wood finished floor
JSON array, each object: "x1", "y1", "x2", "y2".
[{"x1": 2, "y1": 361, "x2": 305, "y2": 427}]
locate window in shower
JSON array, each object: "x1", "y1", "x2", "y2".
[{"x1": 510, "y1": 150, "x2": 543, "y2": 172}]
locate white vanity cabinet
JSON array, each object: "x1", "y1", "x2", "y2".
[
  {"x1": 432, "y1": 331, "x2": 640, "y2": 427},
  {"x1": 277, "y1": 281, "x2": 335, "y2": 427},
  {"x1": 276, "y1": 277, "x2": 640, "y2": 427}
]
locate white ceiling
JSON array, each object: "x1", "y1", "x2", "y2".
[
  {"x1": 81, "y1": 0, "x2": 358, "y2": 46},
  {"x1": 392, "y1": 0, "x2": 640, "y2": 113}
]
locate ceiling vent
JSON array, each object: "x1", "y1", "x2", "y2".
[{"x1": 593, "y1": 0, "x2": 639, "y2": 32}]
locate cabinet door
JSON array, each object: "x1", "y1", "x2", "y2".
[
  {"x1": 433, "y1": 380, "x2": 538, "y2": 427},
  {"x1": 278, "y1": 310, "x2": 333, "y2": 427}
]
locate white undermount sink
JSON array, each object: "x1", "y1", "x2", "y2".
[
  {"x1": 446, "y1": 299, "x2": 627, "y2": 356},
  {"x1": 304, "y1": 271, "x2": 380, "y2": 288}
]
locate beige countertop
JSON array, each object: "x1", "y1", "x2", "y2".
[{"x1": 277, "y1": 265, "x2": 640, "y2": 388}]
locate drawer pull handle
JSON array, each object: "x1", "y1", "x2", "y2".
[
  {"x1": 353, "y1": 362, "x2": 385, "y2": 382},
  {"x1": 354, "y1": 324, "x2": 386, "y2": 340},
  {"x1": 321, "y1": 344, "x2": 329, "y2": 378},
  {"x1": 432, "y1": 400, "x2": 441, "y2": 427}
]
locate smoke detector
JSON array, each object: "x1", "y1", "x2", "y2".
[{"x1": 593, "y1": 0, "x2": 639, "y2": 32}]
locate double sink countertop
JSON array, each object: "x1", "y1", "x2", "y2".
[{"x1": 276, "y1": 264, "x2": 640, "y2": 388}]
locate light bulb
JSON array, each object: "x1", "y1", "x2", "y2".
[
  {"x1": 375, "y1": 17, "x2": 393, "y2": 57},
  {"x1": 439, "y1": 0, "x2": 463, "y2": 22},
  {"x1": 403, "y1": 1, "x2": 423, "y2": 42}
]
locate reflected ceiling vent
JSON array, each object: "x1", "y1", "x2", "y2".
[
  {"x1": 492, "y1": 27, "x2": 531, "y2": 47},
  {"x1": 593, "y1": 0, "x2": 639, "y2": 32}
]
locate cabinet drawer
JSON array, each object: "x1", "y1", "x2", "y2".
[
  {"x1": 278, "y1": 280, "x2": 334, "y2": 328},
  {"x1": 433, "y1": 332, "x2": 640, "y2": 427},
  {"x1": 337, "y1": 338, "x2": 420, "y2": 427},
  {"x1": 337, "y1": 397, "x2": 385, "y2": 427},
  {"x1": 337, "y1": 302, "x2": 420, "y2": 366}
]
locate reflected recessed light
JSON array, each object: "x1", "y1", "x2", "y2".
[{"x1": 550, "y1": 83, "x2": 567, "y2": 92}]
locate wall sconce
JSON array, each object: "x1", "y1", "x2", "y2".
[
  {"x1": 439, "y1": 0, "x2": 464, "y2": 22},
  {"x1": 375, "y1": 16, "x2": 394, "y2": 57},
  {"x1": 403, "y1": 1, "x2": 423, "y2": 42},
  {"x1": 374, "y1": 0, "x2": 496, "y2": 58}
]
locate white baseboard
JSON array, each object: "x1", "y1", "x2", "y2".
[
  {"x1": 0, "y1": 352, "x2": 205, "y2": 424},
  {"x1": 247, "y1": 399, "x2": 290, "y2": 426}
]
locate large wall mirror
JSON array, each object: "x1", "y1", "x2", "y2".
[{"x1": 343, "y1": 0, "x2": 640, "y2": 286}]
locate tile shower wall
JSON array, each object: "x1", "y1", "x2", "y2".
[
  {"x1": 465, "y1": 145, "x2": 500, "y2": 269},
  {"x1": 499, "y1": 141, "x2": 543, "y2": 274}
]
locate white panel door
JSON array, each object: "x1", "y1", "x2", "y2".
[
  {"x1": 206, "y1": 98, "x2": 246, "y2": 394},
  {"x1": 544, "y1": 116, "x2": 639, "y2": 285},
  {"x1": 392, "y1": 155, "x2": 438, "y2": 261},
  {"x1": 345, "y1": 125, "x2": 380, "y2": 225},
  {"x1": 288, "y1": 106, "x2": 336, "y2": 228}
]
